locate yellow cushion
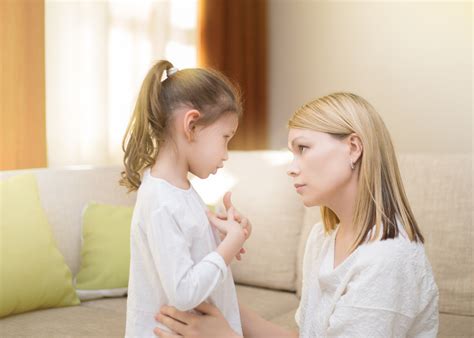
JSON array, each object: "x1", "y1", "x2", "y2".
[
  {"x1": 75, "y1": 203, "x2": 133, "y2": 300},
  {"x1": 0, "y1": 174, "x2": 80, "y2": 318}
]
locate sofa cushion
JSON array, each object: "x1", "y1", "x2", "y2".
[
  {"x1": 0, "y1": 174, "x2": 80, "y2": 318},
  {"x1": 398, "y1": 154, "x2": 473, "y2": 316},
  {"x1": 193, "y1": 151, "x2": 305, "y2": 291},
  {"x1": 438, "y1": 313, "x2": 474, "y2": 337},
  {"x1": 270, "y1": 308, "x2": 299, "y2": 331},
  {"x1": 0, "y1": 299, "x2": 126, "y2": 337},
  {"x1": 236, "y1": 284, "x2": 299, "y2": 320},
  {"x1": 75, "y1": 203, "x2": 133, "y2": 300},
  {"x1": 0, "y1": 167, "x2": 137, "y2": 276}
]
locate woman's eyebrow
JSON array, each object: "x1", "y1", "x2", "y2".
[{"x1": 290, "y1": 136, "x2": 305, "y2": 149}]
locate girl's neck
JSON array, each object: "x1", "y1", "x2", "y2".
[{"x1": 151, "y1": 142, "x2": 190, "y2": 190}]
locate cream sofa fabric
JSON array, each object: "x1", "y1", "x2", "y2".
[
  {"x1": 0, "y1": 151, "x2": 472, "y2": 337},
  {"x1": 193, "y1": 151, "x2": 305, "y2": 291}
]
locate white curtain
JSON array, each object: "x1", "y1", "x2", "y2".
[{"x1": 45, "y1": 0, "x2": 197, "y2": 168}]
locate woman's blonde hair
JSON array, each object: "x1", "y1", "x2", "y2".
[
  {"x1": 288, "y1": 92, "x2": 423, "y2": 249},
  {"x1": 120, "y1": 60, "x2": 242, "y2": 192}
]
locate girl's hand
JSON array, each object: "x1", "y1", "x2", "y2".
[
  {"x1": 206, "y1": 207, "x2": 246, "y2": 240},
  {"x1": 222, "y1": 192, "x2": 253, "y2": 239},
  {"x1": 154, "y1": 303, "x2": 241, "y2": 338},
  {"x1": 213, "y1": 192, "x2": 252, "y2": 260}
]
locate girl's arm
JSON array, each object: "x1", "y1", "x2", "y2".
[
  {"x1": 148, "y1": 206, "x2": 245, "y2": 311},
  {"x1": 240, "y1": 304, "x2": 298, "y2": 338}
]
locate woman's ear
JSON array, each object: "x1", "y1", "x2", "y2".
[
  {"x1": 183, "y1": 109, "x2": 201, "y2": 142},
  {"x1": 348, "y1": 133, "x2": 363, "y2": 165}
]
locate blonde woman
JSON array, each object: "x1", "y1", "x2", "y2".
[{"x1": 154, "y1": 92, "x2": 439, "y2": 337}]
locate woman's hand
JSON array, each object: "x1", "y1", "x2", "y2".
[{"x1": 154, "y1": 302, "x2": 241, "y2": 338}]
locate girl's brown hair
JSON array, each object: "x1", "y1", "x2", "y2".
[
  {"x1": 288, "y1": 92, "x2": 424, "y2": 249},
  {"x1": 120, "y1": 60, "x2": 242, "y2": 192}
]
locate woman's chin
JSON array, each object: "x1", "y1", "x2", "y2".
[{"x1": 302, "y1": 196, "x2": 321, "y2": 208}]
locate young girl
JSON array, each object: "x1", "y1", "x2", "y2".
[
  {"x1": 153, "y1": 92, "x2": 439, "y2": 338},
  {"x1": 120, "y1": 60, "x2": 250, "y2": 337}
]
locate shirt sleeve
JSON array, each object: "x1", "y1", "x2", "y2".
[
  {"x1": 326, "y1": 243, "x2": 438, "y2": 337},
  {"x1": 146, "y1": 206, "x2": 228, "y2": 311}
]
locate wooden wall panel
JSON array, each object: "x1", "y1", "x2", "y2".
[{"x1": 0, "y1": 0, "x2": 46, "y2": 170}]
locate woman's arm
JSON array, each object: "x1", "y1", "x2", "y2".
[
  {"x1": 154, "y1": 303, "x2": 298, "y2": 338},
  {"x1": 239, "y1": 304, "x2": 298, "y2": 338},
  {"x1": 154, "y1": 303, "x2": 242, "y2": 338}
]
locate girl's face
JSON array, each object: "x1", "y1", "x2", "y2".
[
  {"x1": 188, "y1": 113, "x2": 238, "y2": 179},
  {"x1": 287, "y1": 128, "x2": 354, "y2": 207}
]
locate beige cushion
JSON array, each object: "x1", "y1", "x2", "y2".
[
  {"x1": 0, "y1": 167, "x2": 137, "y2": 276},
  {"x1": 0, "y1": 298, "x2": 126, "y2": 337},
  {"x1": 438, "y1": 313, "x2": 474, "y2": 337},
  {"x1": 398, "y1": 153, "x2": 473, "y2": 316},
  {"x1": 236, "y1": 284, "x2": 299, "y2": 320},
  {"x1": 1, "y1": 291, "x2": 472, "y2": 337},
  {"x1": 193, "y1": 151, "x2": 305, "y2": 291},
  {"x1": 270, "y1": 309, "x2": 299, "y2": 331}
]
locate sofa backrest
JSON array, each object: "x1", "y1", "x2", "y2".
[
  {"x1": 299, "y1": 153, "x2": 473, "y2": 316},
  {"x1": 192, "y1": 151, "x2": 305, "y2": 291},
  {"x1": 1, "y1": 151, "x2": 307, "y2": 292},
  {"x1": 2, "y1": 152, "x2": 472, "y2": 316}
]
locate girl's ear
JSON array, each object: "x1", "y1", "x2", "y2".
[
  {"x1": 183, "y1": 109, "x2": 201, "y2": 141},
  {"x1": 348, "y1": 133, "x2": 363, "y2": 165}
]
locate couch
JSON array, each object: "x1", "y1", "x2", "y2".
[{"x1": 0, "y1": 151, "x2": 472, "y2": 337}]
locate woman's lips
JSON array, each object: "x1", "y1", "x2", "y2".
[{"x1": 294, "y1": 184, "x2": 306, "y2": 193}]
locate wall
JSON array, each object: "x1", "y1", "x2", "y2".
[
  {"x1": 269, "y1": 1, "x2": 472, "y2": 153},
  {"x1": 0, "y1": 0, "x2": 46, "y2": 170}
]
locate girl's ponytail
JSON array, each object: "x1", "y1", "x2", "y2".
[{"x1": 120, "y1": 60, "x2": 173, "y2": 192}]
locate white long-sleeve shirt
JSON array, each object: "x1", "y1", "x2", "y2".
[
  {"x1": 296, "y1": 222, "x2": 439, "y2": 337},
  {"x1": 125, "y1": 168, "x2": 242, "y2": 337}
]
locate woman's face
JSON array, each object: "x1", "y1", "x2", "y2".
[{"x1": 287, "y1": 128, "x2": 354, "y2": 207}]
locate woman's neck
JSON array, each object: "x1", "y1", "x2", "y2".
[
  {"x1": 329, "y1": 175, "x2": 359, "y2": 239},
  {"x1": 151, "y1": 142, "x2": 190, "y2": 189}
]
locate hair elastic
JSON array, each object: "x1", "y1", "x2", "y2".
[{"x1": 166, "y1": 67, "x2": 179, "y2": 77}]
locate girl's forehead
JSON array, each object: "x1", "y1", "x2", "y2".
[{"x1": 216, "y1": 113, "x2": 239, "y2": 128}]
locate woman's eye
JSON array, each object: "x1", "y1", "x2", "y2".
[{"x1": 298, "y1": 145, "x2": 307, "y2": 153}]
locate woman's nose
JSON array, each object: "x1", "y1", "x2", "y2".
[{"x1": 287, "y1": 163, "x2": 299, "y2": 177}]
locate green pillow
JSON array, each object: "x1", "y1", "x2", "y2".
[
  {"x1": 0, "y1": 174, "x2": 80, "y2": 318},
  {"x1": 75, "y1": 203, "x2": 133, "y2": 301}
]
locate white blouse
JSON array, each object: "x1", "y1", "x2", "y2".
[
  {"x1": 125, "y1": 168, "x2": 242, "y2": 337},
  {"x1": 296, "y1": 222, "x2": 439, "y2": 337}
]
